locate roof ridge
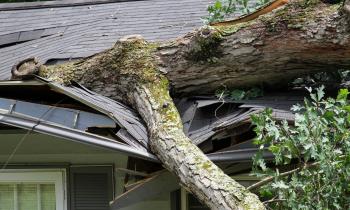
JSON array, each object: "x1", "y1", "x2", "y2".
[{"x1": 0, "y1": 0, "x2": 146, "y2": 11}]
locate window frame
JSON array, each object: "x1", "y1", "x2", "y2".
[
  {"x1": 69, "y1": 165, "x2": 114, "y2": 210},
  {"x1": 0, "y1": 169, "x2": 67, "y2": 210}
]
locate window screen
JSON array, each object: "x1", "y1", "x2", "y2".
[
  {"x1": 0, "y1": 183, "x2": 56, "y2": 210},
  {"x1": 70, "y1": 166, "x2": 113, "y2": 210}
]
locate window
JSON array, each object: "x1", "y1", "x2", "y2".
[
  {"x1": 0, "y1": 170, "x2": 66, "y2": 210},
  {"x1": 70, "y1": 166, "x2": 113, "y2": 210}
]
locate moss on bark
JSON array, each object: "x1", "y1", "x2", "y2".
[{"x1": 186, "y1": 28, "x2": 223, "y2": 62}]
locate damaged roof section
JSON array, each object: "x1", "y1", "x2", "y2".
[
  {"x1": 0, "y1": 77, "x2": 303, "y2": 163},
  {"x1": 0, "y1": 77, "x2": 157, "y2": 161},
  {"x1": 41, "y1": 78, "x2": 150, "y2": 151},
  {"x1": 177, "y1": 93, "x2": 303, "y2": 154},
  {"x1": 0, "y1": 97, "x2": 115, "y2": 131}
]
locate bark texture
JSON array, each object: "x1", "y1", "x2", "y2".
[
  {"x1": 158, "y1": 0, "x2": 350, "y2": 95},
  {"x1": 13, "y1": 0, "x2": 350, "y2": 209}
]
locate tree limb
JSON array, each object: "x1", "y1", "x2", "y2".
[
  {"x1": 159, "y1": 0, "x2": 350, "y2": 95},
  {"x1": 263, "y1": 198, "x2": 287, "y2": 204},
  {"x1": 247, "y1": 162, "x2": 319, "y2": 191}
]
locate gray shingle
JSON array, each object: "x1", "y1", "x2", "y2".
[
  {"x1": 0, "y1": 32, "x2": 20, "y2": 46},
  {"x1": 18, "y1": 29, "x2": 45, "y2": 42},
  {"x1": 0, "y1": 0, "x2": 213, "y2": 80}
]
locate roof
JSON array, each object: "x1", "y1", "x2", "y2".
[
  {"x1": 41, "y1": 77, "x2": 150, "y2": 152},
  {"x1": 0, "y1": 0, "x2": 297, "y2": 163},
  {"x1": 0, "y1": 0, "x2": 212, "y2": 79},
  {"x1": 0, "y1": 77, "x2": 156, "y2": 159}
]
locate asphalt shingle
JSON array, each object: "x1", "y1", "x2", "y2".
[{"x1": 0, "y1": 0, "x2": 212, "y2": 80}]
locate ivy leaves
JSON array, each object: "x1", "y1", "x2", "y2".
[
  {"x1": 251, "y1": 86, "x2": 350, "y2": 209},
  {"x1": 206, "y1": 0, "x2": 236, "y2": 23},
  {"x1": 205, "y1": 0, "x2": 271, "y2": 23}
]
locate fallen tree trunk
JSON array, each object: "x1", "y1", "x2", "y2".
[
  {"x1": 12, "y1": 0, "x2": 350, "y2": 209},
  {"x1": 159, "y1": 0, "x2": 350, "y2": 95}
]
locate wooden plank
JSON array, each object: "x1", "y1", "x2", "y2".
[
  {"x1": 116, "y1": 129, "x2": 148, "y2": 152},
  {"x1": 110, "y1": 170, "x2": 179, "y2": 209},
  {"x1": 116, "y1": 168, "x2": 149, "y2": 177}
]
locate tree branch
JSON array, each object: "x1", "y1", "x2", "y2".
[
  {"x1": 159, "y1": 0, "x2": 350, "y2": 95},
  {"x1": 263, "y1": 198, "x2": 287, "y2": 204},
  {"x1": 247, "y1": 162, "x2": 319, "y2": 191}
]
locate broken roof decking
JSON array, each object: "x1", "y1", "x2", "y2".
[
  {"x1": 0, "y1": 96, "x2": 116, "y2": 131},
  {"x1": 41, "y1": 78, "x2": 150, "y2": 151},
  {"x1": 0, "y1": 100, "x2": 158, "y2": 162},
  {"x1": 0, "y1": 78, "x2": 158, "y2": 161},
  {"x1": 0, "y1": 0, "x2": 212, "y2": 79},
  {"x1": 23, "y1": 76, "x2": 150, "y2": 151},
  {"x1": 180, "y1": 95, "x2": 302, "y2": 147},
  {"x1": 0, "y1": 78, "x2": 301, "y2": 163},
  {"x1": 19, "y1": 77, "x2": 303, "y2": 153}
]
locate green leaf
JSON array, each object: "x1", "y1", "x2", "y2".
[
  {"x1": 343, "y1": 105, "x2": 350, "y2": 113},
  {"x1": 245, "y1": 87, "x2": 263, "y2": 99},
  {"x1": 269, "y1": 145, "x2": 280, "y2": 153},
  {"x1": 310, "y1": 93, "x2": 317, "y2": 102},
  {"x1": 317, "y1": 85, "x2": 325, "y2": 101},
  {"x1": 306, "y1": 87, "x2": 312, "y2": 93},
  {"x1": 229, "y1": 89, "x2": 245, "y2": 100},
  {"x1": 214, "y1": 1, "x2": 222, "y2": 9},
  {"x1": 291, "y1": 104, "x2": 302, "y2": 112},
  {"x1": 324, "y1": 110, "x2": 334, "y2": 120},
  {"x1": 259, "y1": 188, "x2": 273, "y2": 198},
  {"x1": 337, "y1": 89, "x2": 349, "y2": 101},
  {"x1": 272, "y1": 180, "x2": 289, "y2": 189}
]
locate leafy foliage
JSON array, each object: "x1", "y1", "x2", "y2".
[
  {"x1": 215, "y1": 87, "x2": 263, "y2": 100},
  {"x1": 205, "y1": 0, "x2": 270, "y2": 23},
  {"x1": 292, "y1": 70, "x2": 350, "y2": 89},
  {"x1": 251, "y1": 86, "x2": 350, "y2": 209}
]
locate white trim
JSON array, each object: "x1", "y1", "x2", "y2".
[
  {"x1": 14, "y1": 184, "x2": 18, "y2": 210},
  {"x1": 37, "y1": 184, "x2": 41, "y2": 210},
  {"x1": 181, "y1": 188, "x2": 187, "y2": 210},
  {"x1": 0, "y1": 169, "x2": 67, "y2": 210}
]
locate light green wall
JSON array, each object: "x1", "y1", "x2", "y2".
[
  {"x1": 0, "y1": 131, "x2": 172, "y2": 210},
  {"x1": 118, "y1": 193, "x2": 171, "y2": 210}
]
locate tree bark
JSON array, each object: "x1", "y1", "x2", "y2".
[
  {"x1": 12, "y1": 0, "x2": 350, "y2": 209},
  {"x1": 158, "y1": 0, "x2": 350, "y2": 95}
]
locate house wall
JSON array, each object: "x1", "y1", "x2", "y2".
[
  {"x1": 0, "y1": 132, "x2": 128, "y2": 194},
  {"x1": 118, "y1": 194, "x2": 171, "y2": 210},
  {"x1": 0, "y1": 131, "x2": 171, "y2": 210}
]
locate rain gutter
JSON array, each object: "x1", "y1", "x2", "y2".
[{"x1": 0, "y1": 112, "x2": 159, "y2": 162}]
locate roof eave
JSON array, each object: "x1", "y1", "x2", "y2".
[{"x1": 0, "y1": 112, "x2": 159, "y2": 162}]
